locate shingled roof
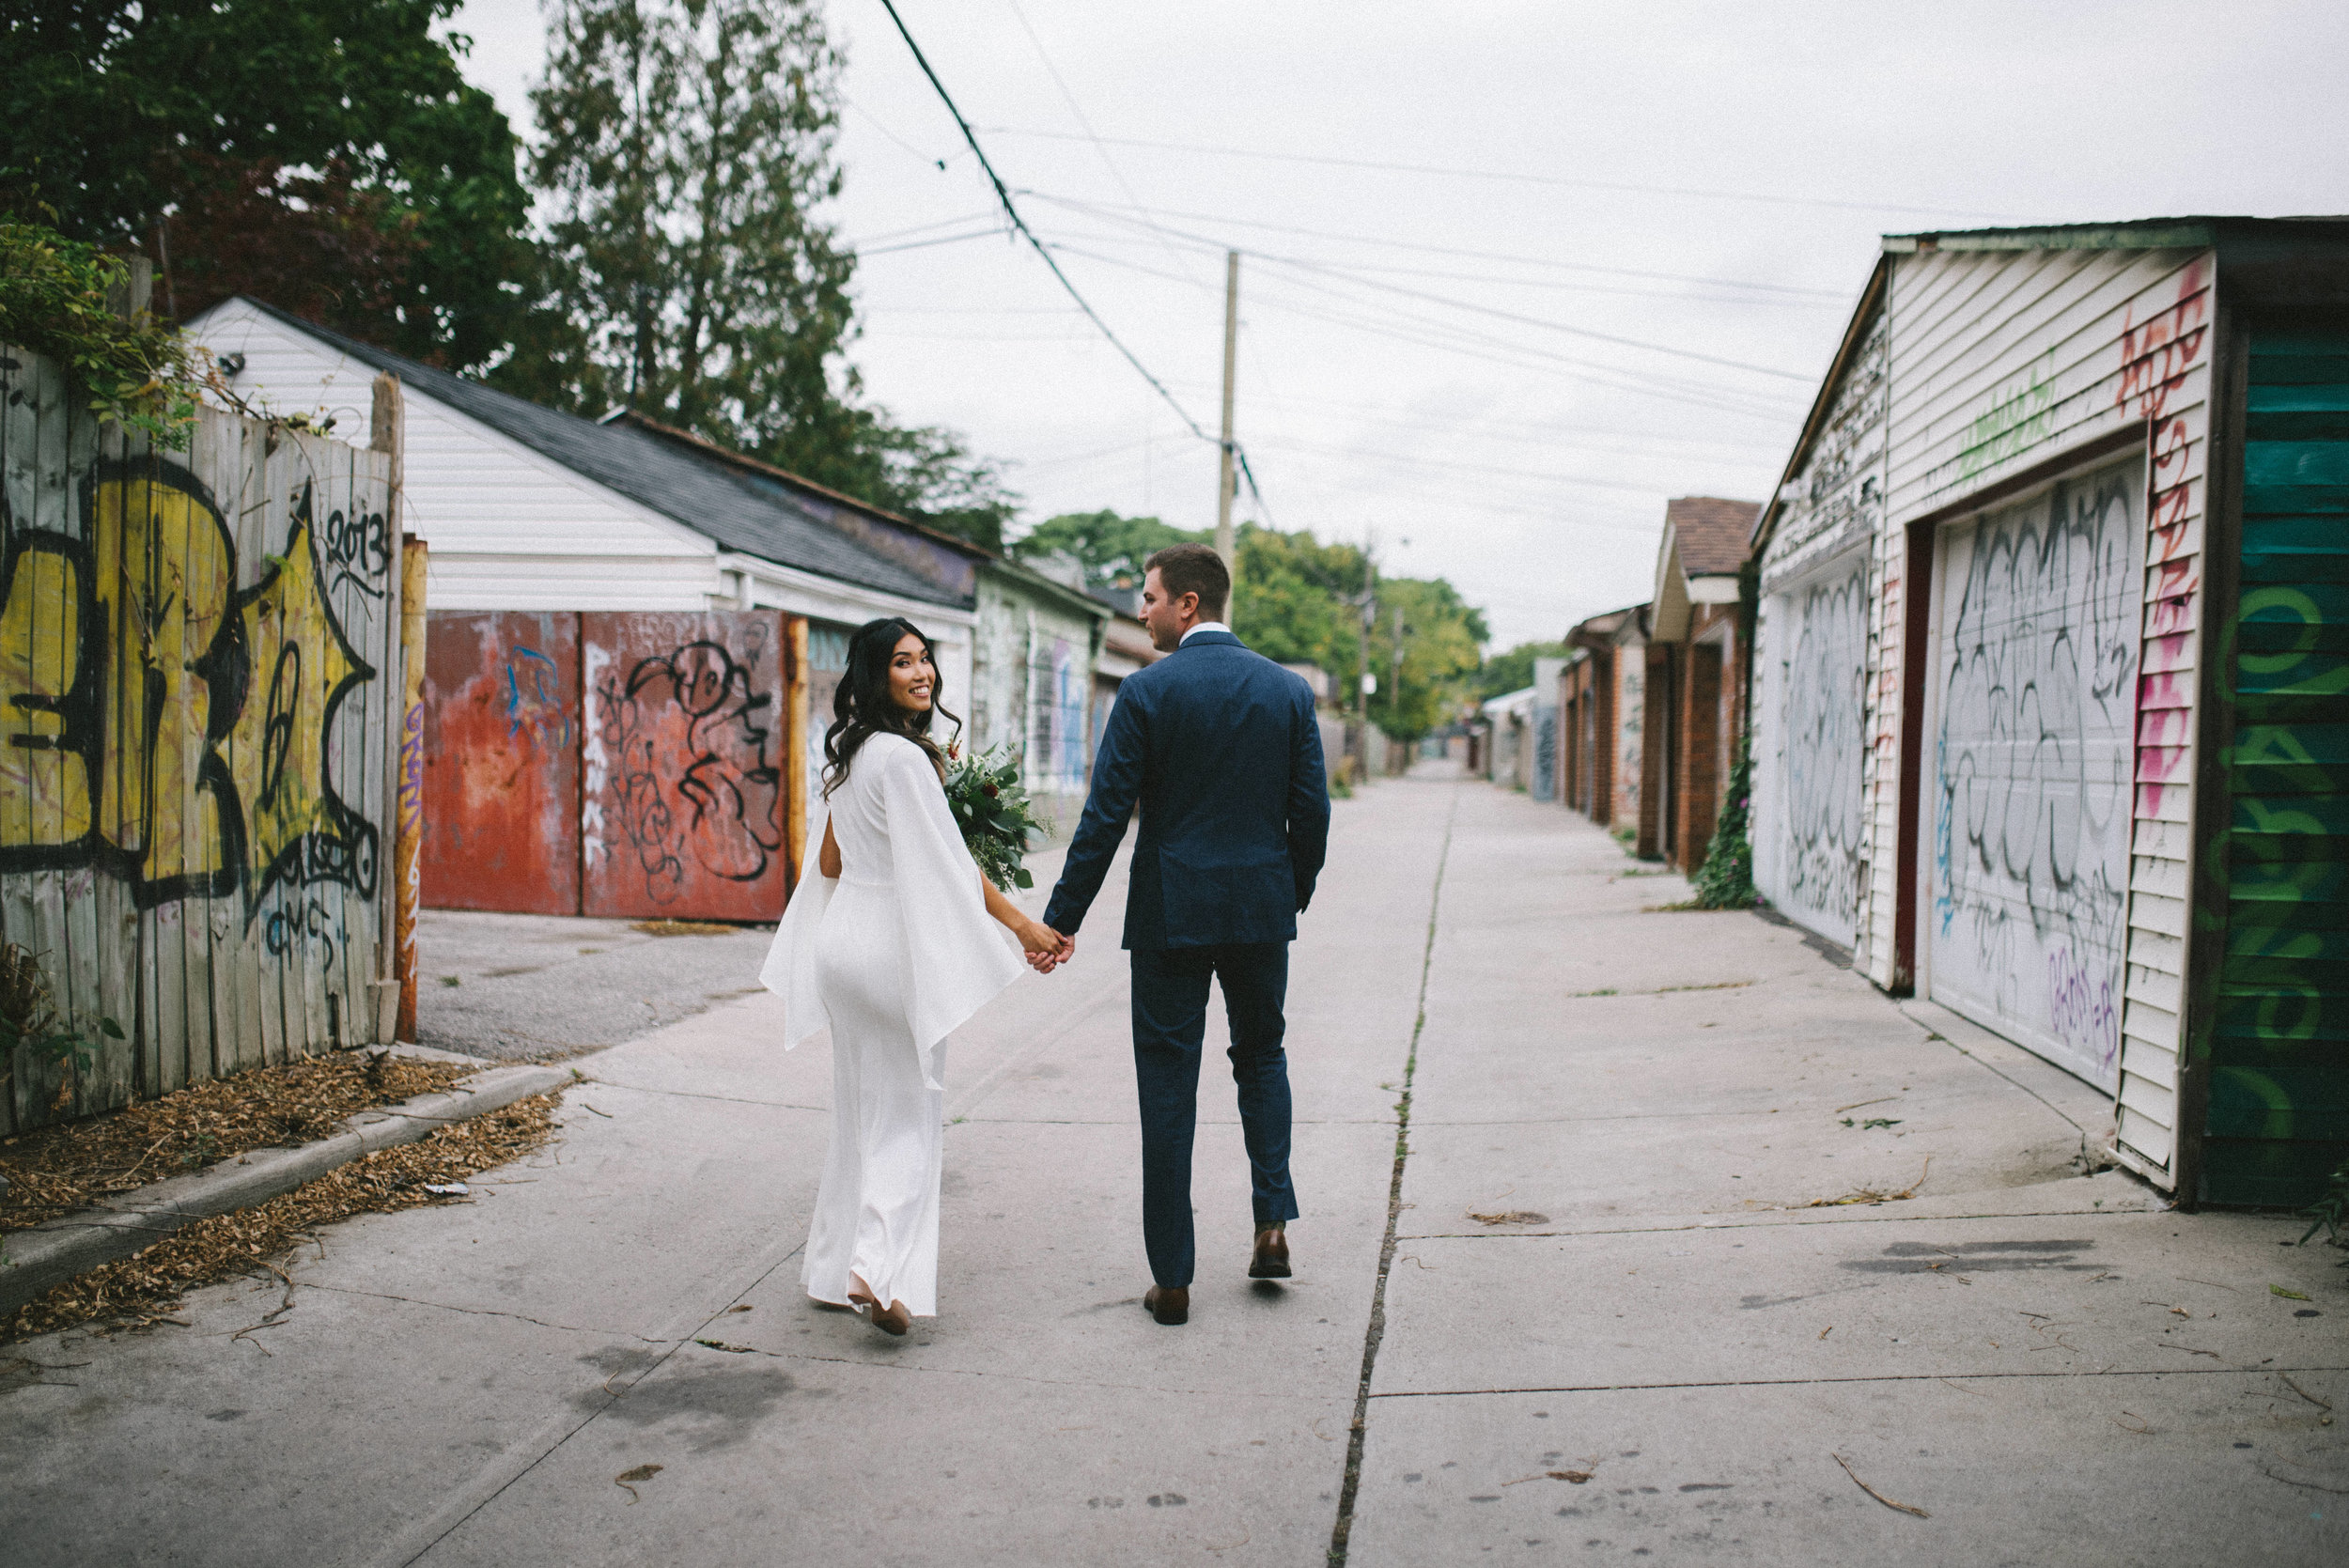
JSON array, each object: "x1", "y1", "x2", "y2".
[
  {"x1": 1665, "y1": 497, "x2": 1763, "y2": 579},
  {"x1": 222, "y1": 298, "x2": 968, "y2": 609}
]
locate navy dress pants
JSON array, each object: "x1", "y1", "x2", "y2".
[{"x1": 1128, "y1": 940, "x2": 1300, "y2": 1289}]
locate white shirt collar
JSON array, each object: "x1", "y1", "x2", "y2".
[{"x1": 1179, "y1": 621, "x2": 1232, "y2": 644}]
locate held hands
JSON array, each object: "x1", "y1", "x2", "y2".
[{"x1": 1019, "y1": 921, "x2": 1076, "y2": 975}]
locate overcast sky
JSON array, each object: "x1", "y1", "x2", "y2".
[{"x1": 444, "y1": 0, "x2": 2349, "y2": 649}]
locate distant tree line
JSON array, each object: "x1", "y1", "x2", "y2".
[
  {"x1": 0, "y1": 0, "x2": 1013, "y2": 546},
  {"x1": 6, "y1": 0, "x2": 1521, "y2": 729},
  {"x1": 1013, "y1": 510, "x2": 1486, "y2": 742}
]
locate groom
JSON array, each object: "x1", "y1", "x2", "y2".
[{"x1": 1039, "y1": 543, "x2": 1330, "y2": 1327}]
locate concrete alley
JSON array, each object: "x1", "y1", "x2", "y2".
[{"x1": 6, "y1": 772, "x2": 2341, "y2": 1567}]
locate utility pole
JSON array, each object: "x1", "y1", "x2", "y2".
[
  {"x1": 1390, "y1": 604, "x2": 1407, "y2": 720},
  {"x1": 1214, "y1": 250, "x2": 1239, "y2": 572}
]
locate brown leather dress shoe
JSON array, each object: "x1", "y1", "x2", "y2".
[
  {"x1": 1250, "y1": 1224, "x2": 1292, "y2": 1280},
  {"x1": 1143, "y1": 1285, "x2": 1190, "y2": 1325}
]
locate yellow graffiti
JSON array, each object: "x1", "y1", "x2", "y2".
[
  {"x1": 0, "y1": 464, "x2": 378, "y2": 908},
  {"x1": 229, "y1": 514, "x2": 365, "y2": 890},
  {"x1": 0, "y1": 542, "x2": 91, "y2": 847},
  {"x1": 93, "y1": 474, "x2": 238, "y2": 883}
]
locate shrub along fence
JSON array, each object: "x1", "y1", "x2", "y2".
[{"x1": 0, "y1": 343, "x2": 412, "y2": 1135}]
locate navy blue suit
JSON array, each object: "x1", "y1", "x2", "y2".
[{"x1": 1044, "y1": 629, "x2": 1330, "y2": 1288}]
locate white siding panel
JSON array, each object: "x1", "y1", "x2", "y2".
[
  {"x1": 2118, "y1": 1105, "x2": 2174, "y2": 1167},
  {"x1": 2124, "y1": 962, "x2": 2182, "y2": 1013},
  {"x1": 191, "y1": 301, "x2": 720, "y2": 603},
  {"x1": 1882, "y1": 242, "x2": 2211, "y2": 1186}
]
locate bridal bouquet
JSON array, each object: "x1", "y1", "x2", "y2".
[{"x1": 944, "y1": 743, "x2": 1045, "y2": 892}]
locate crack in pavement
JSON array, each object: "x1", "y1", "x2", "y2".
[
  {"x1": 369, "y1": 1236, "x2": 809, "y2": 1568},
  {"x1": 677, "y1": 1339, "x2": 1312, "y2": 1401},
  {"x1": 1369, "y1": 1364, "x2": 2349, "y2": 1398},
  {"x1": 298, "y1": 1282, "x2": 674, "y2": 1344},
  {"x1": 1329, "y1": 784, "x2": 1459, "y2": 1568},
  {"x1": 1396, "y1": 1203, "x2": 2163, "y2": 1240},
  {"x1": 564, "y1": 1079, "x2": 828, "y2": 1112}
]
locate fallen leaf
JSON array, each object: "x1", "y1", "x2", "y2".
[
  {"x1": 1549, "y1": 1470, "x2": 1592, "y2": 1483},
  {"x1": 1466, "y1": 1210, "x2": 1549, "y2": 1226},
  {"x1": 694, "y1": 1339, "x2": 754, "y2": 1354},
  {"x1": 615, "y1": 1463, "x2": 662, "y2": 1503},
  {"x1": 2270, "y1": 1285, "x2": 2312, "y2": 1301}
]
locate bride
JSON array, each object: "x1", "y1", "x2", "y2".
[{"x1": 760, "y1": 617, "x2": 1066, "y2": 1336}]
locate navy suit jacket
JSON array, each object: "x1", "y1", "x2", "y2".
[{"x1": 1043, "y1": 629, "x2": 1330, "y2": 951}]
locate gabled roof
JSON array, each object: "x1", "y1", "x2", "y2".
[
  {"x1": 208, "y1": 298, "x2": 967, "y2": 609},
  {"x1": 1663, "y1": 497, "x2": 1761, "y2": 579},
  {"x1": 1568, "y1": 603, "x2": 1644, "y2": 650}
]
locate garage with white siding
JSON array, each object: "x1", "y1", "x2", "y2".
[{"x1": 1745, "y1": 219, "x2": 2349, "y2": 1202}]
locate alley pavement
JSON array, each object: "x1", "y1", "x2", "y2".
[{"x1": 5, "y1": 768, "x2": 2342, "y2": 1566}]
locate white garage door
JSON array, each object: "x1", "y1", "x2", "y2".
[
  {"x1": 1927, "y1": 456, "x2": 2142, "y2": 1092},
  {"x1": 1757, "y1": 555, "x2": 1869, "y2": 949}
]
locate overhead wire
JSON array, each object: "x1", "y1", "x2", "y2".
[
  {"x1": 1034, "y1": 196, "x2": 1813, "y2": 381},
  {"x1": 872, "y1": 0, "x2": 1273, "y2": 516},
  {"x1": 1045, "y1": 240, "x2": 1801, "y2": 422},
  {"x1": 998, "y1": 0, "x2": 1210, "y2": 290},
  {"x1": 979, "y1": 126, "x2": 2029, "y2": 222},
  {"x1": 1026, "y1": 192, "x2": 1848, "y2": 299}
]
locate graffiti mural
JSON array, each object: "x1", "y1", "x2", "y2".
[
  {"x1": 0, "y1": 462, "x2": 379, "y2": 911},
  {"x1": 583, "y1": 612, "x2": 786, "y2": 921},
  {"x1": 1025, "y1": 633, "x2": 1088, "y2": 796},
  {"x1": 1763, "y1": 560, "x2": 1868, "y2": 946},
  {"x1": 2, "y1": 341, "x2": 399, "y2": 1132},
  {"x1": 1930, "y1": 458, "x2": 2142, "y2": 1088},
  {"x1": 1615, "y1": 655, "x2": 1643, "y2": 823},
  {"x1": 2195, "y1": 325, "x2": 2349, "y2": 1204}
]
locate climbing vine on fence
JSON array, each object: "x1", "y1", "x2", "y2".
[
  {"x1": 0, "y1": 219, "x2": 208, "y2": 447},
  {"x1": 1691, "y1": 737, "x2": 1757, "y2": 910}
]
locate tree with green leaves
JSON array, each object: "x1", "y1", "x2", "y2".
[
  {"x1": 1368, "y1": 576, "x2": 1488, "y2": 742},
  {"x1": 519, "y1": 0, "x2": 1015, "y2": 547},
  {"x1": 1476, "y1": 640, "x2": 1572, "y2": 701},
  {"x1": 1011, "y1": 509, "x2": 1206, "y2": 588},
  {"x1": 1, "y1": 0, "x2": 536, "y2": 370},
  {"x1": 1233, "y1": 526, "x2": 1369, "y2": 677}
]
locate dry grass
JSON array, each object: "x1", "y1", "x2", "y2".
[
  {"x1": 1, "y1": 1050, "x2": 474, "y2": 1235},
  {"x1": 3, "y1": 1091, "x2": 563, "y2": 1343},
  {"x1": 630, "y1": 919, "x2": 744, "y2": 938}
]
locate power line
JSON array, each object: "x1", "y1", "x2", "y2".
[
  {"x1": 1026, "y1": 192, "x2": 1848, "y2": 299},
  {"x1": 998, "y1": 0, "x2": 1208, "y2": 290},
  {"x1": 1033, "y1": 197, "x2": 1813, "y2": 381},
  {"x1": 1046, "y1": 241, "x2": 1801, "y2": 422},
  {"x1": 1051, "y1": 228, "x2": 1845, "y2": 309},
  {"x1": 981, "y1": 126, "x2": 2029, "y2": 222},
  {"x1": 872, "y1": 0, "x2": 1271, "y2": 516}
]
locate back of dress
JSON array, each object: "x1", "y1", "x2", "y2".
[{"x1": 758, "y1": 732, "x2": 1024, "y2": 1079}]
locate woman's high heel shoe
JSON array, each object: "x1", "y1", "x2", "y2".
[{"x1": 848, "y1": 1287, "x2": 911, "y2": 1337}]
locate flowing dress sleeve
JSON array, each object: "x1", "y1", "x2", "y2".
[
  {"x1": 879, "y1": 740, "x2": 1028, "y2": 1088},
  {"x1": 757, "y1": 806, "x2": 835, "y2": 1050}
]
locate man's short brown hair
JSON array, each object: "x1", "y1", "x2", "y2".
[{"x1": 1144, "y1": 543, "x2": 1230, "y2": 620}]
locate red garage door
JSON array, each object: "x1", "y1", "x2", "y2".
[
  {"x1": 581, "y1": 612, "x2": 790, "y2": 922},
  {"x1": 420, "y1": 612, "x2": 582, "y2": 914}
]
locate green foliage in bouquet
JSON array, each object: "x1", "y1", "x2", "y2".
[{"x1": 945, "y1": 745, "x2": 1046, "y2": 893}]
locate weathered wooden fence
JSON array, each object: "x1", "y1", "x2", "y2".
[{"x1": 0, "y1": 346, "x2": 403, "y2": 1134}]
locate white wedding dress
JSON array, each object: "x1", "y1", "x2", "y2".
[{"x1": 759, "y1": 733, "x2": 1026, "y2": 1316}]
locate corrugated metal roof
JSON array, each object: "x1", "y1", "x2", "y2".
[{"x1": 216, "y1": 298, "x2": 969, "y2": 609}]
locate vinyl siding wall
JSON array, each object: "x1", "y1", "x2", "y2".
[
  {"x1": 1754, "y1": 308, "x2": 1889, "y2": 950},
  {"x1": 194, "y1": 303, "x2": 721, "y2": 613},
  {"x1": 1881, "y1": 242, "x2": 2216, "y2": 1182}
]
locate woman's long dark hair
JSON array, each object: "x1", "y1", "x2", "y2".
[{"x1": 821, "y1": 617, "x2": 962, "y2": 799}]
